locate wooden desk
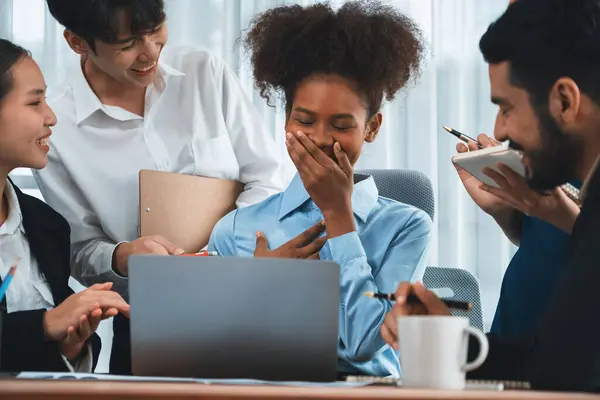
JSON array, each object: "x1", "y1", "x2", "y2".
[{"x1": 1, "y1": 380, "x2": 599, "y2": 400}]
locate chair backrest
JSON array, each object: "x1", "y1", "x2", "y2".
[
  {"x1": 422, "y1": 266, "x2": 484, "y2": 331},
  {"x1": 357, "y1": 169, "x2": 435, "y2": 221}
]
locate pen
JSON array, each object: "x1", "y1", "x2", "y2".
[
  {"x1": 442, "y1": 125, "x2": 484, "y2": 149},
  {"x1": 0, "y1": 259, "x2": 19, "y2": 303},
  {"x1": 179, "y1": 251, "x2": 218, "y2": 257},
  {"x1": 363, "y1": 291, "x2": 472, "y2": 311},
  {"x1": 442, "y1": 125, "x2": 504, "y2": 148}
]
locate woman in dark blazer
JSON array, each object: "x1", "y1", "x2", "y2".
[{"x1": 0, "y1": 39, "x2": 130, "y2": 372}]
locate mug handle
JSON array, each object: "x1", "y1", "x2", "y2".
[{"x1": 462, "y1": 326, "x2": 489, "y2": 372}]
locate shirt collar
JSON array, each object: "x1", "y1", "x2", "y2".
[
  {"x1": 153, "y1": 59, "x2": 185, "y2": 92},
  {"x1": 72, "y1": 58, "x2": 185, "y2": 125},
  {"x1": 0, "y1": 180, "x2": 24, "y2": 236},
  {"x1": 278, "y1": 173, "x2": 379, "y2": 223},
  {"x1": 579, "y1": 155, "x2": 600, "y2": 204},
  {"x1": 72, "y1": 61, "x2": 103, "y2": 125}
]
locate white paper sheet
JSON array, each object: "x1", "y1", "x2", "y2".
[{"x1": 16, "y1": 372, "x2": 370, "y2": 387}]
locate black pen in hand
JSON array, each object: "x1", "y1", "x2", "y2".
[{"x1": 363, "y1": 291, "x2": 472, "y2": 311}]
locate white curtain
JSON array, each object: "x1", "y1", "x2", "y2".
[{"x1": 4, "y1": 0, "x2": 514, "y2": 369}]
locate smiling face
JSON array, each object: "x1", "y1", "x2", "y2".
[
  {"x1": 68, "y1": 8, "x2": 168, "y2": 88},
  {"x1": 0, "y1": 56, "x2": 56, "y2": 172},
  {"x1": 285, "y1": 74, "x2": 382, "y2": 166},
  {"x1": 490, "y1": 62, "x2": 584, "y2": 190}
]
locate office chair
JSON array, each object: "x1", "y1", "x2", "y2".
[
  {"x1": 359, "y1": 170, "x2": 484, "y2": 329},
  {"x1": 357, "y1": 169, "x2": 435, "y2": 221},
  {"x1": 422, "y1": 266, "x2": 484, "y2": 331}
]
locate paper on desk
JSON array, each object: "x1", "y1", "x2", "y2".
[
  {"x1": 17, "y1": 372, "x2": 197, "y2": 382},
  {"x1": 17, "y1": 372, "x2": 369, "y2": 387}
]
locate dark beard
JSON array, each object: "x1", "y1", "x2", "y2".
[{"x1": 511, "y1": 107, "x2": 583, "y2": 192}]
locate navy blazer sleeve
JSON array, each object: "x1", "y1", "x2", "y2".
[
  {"x1": 467, "y1": 174, "x2": 600, "y2": 393},
  {"x1": 0, "y1": 182, "x2": 101, "y2": 372},
  {"x1": 1, "y1": 303, "x2": 102, "y2": 372}
]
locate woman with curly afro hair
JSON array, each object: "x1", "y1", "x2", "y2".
[{"x1": 208, "y1": 0, "x2": 431, "y2": 378}]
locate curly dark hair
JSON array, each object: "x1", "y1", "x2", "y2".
[{"x1": 242, "y1": 0, "x2": 425, "y2": 118}]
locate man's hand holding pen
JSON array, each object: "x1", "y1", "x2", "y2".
[
  {"x1": 380, "y1": 282, "x2": 451, "y2": 350},
  {"x1": 453, "y1": 134, "x2": 512, "y2": 216},
  {"x1": 453, "y1": 132, "x2": 579, "y2": 234}
]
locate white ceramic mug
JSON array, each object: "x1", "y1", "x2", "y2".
[{"x1": 397, "y1": 315, "x2": 489, "y2": 389}]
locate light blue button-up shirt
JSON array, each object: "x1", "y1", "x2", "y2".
[{"x1": 208, "y1": 173, "x2": 432, "y2": 377}]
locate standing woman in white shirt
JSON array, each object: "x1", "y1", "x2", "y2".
[
  {"x1": 35, "y1": 0, "x2": 285, "y2": 374},
  {"x1": 0, "y1": 39, "x2": 130, "y2": 372}
]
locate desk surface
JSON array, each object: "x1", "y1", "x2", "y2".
[{"x1": 1, "y1": 380, "x2": 599, "y2": 400}]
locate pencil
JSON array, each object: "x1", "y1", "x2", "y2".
[
  {"x1": 179, "y1": 251, "x2": 218, "y2": 257},
  {"x1": 0, "y1": 259, "x2": 19, "y2": 303},
  {"x1": 363, "y1": 291, "x2": 472, "y2": 311}
]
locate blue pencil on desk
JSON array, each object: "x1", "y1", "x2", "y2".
[{"x1": 0, "y1": 259, "x2": 19, "y2": 303}]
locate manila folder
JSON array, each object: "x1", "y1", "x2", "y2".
[{"x1": 139, "y1": 169, "x2": 243, "y2": 253}]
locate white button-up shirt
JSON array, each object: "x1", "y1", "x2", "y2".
[
  {"x1": 0, "y1": 181, "x2": 92, "y2": 372},
  {"x1": 34, "y1": 46, "x2": 284, "y2": 293}
]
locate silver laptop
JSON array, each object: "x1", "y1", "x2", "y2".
[{"x1": 128, "y1": 255, "x2": 340, "y2": 382}]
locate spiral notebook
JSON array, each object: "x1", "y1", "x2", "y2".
[{"x1": 345, "y1": 375, "x2": 531, "y2": 391}]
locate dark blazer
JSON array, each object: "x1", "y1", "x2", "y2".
[
  {"x1": 0, "y1": 180, "x2": 101, "y2": 372},
  {"x1": 467, "y1": 167, "x2": 600, "y2": 392}
]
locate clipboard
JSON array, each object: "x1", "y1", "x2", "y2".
[{"x1": 139, "y1": 169, "x2": 243, "y2": 253}]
